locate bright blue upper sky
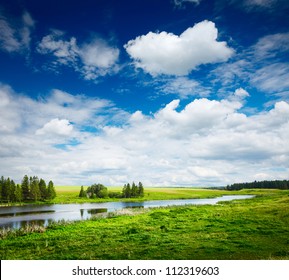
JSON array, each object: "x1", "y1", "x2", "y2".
[{"x1": 1, "y1": 0, "x2": 289, "y2": 186}]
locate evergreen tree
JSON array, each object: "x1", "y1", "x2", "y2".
[
  {"x1": 122, "y1": 183, "x2": 131, "y2": 198},
  {"x1": 138, "y1": 182, "x2": 144, "y2": 197},
  {"x1": 9, "y1": 180, "x2": 16, "y2": 202},
  {"x1": 47, "y1": 180, "x2": 56, "y2": 200},
  {"x1": 1, "y1": 177, "x2": 10, "y2": 202},
  {"x1": 79, "y1": 186, "x2": 86, "y2": 198},
  {"x1": 39, "y1": 178, "x2": 47, "y2": 200},
  {"x1": 30, "y1": 176, "x2": 41, "y2": 201},
  {"x1": 15, "y1": 184, "x2": 23, "y2": 202},
  {"x1": 131, "y1": 182, "x2": 138, "y2": 197},
  {"x1": 21, "y1": 175, "x2": 30, "y2": 200}
]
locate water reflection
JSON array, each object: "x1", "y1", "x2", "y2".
[
  {"x1": 0, "y1": 210, "x2": 55, "y2": 218},
  {"x1": 0, "y1": 195, "x2": 254, "y2": 229},
  {"x1": 80, "y1": 208, "x2": 107, "y2": 218},
  {"x1": 124, "y1": 205, "x2": 144, "y2": 209},
  {"x1": 9, "y1": 219, "x2": 53, "y2": 229}
]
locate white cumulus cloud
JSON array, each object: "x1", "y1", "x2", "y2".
[
  {"x1": 36, "y1": 118, "x2": 73, "y2": 137},
  {"x1": 124, "y1": 20, "x2": 234, "y2": 76},
  {"x1": 1, "y1": 83, "x2": 289, "y2": 186}
]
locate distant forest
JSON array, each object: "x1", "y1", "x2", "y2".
[
  {"x1": 226, "y1": 180, "x2": 289, "y2": 190},
  {"x1": 0, "y1": 175, "x2": 56, "y2": 203}
]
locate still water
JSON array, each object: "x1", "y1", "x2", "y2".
[{"x1": 0, "y1": 195, "x2": 254, "y2": 229}]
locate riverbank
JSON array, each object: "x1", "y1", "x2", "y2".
[
  {"x1": 1, "y1": 189, "x2": 288, "y2": 259},
  {"x1": 0, "y1": 186, "x2": 242, "y2": 207},
  {"x1": 0, "y1": 194, "x2": 254, "y2": 229}
]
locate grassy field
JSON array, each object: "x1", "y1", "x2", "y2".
[
  {"x1": 52, "y1": 185, "x2": 243, "y2": 204},
  {"x1": 0, "y1": 188, "x2": 289, "y2": 259}
]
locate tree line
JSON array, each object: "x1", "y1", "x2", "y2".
[
  {"x1": 79, "y1": 182, "x2": 144, "y2": 199},
  {"x1": 226, "y1": 180, "x2": 289, "y2": 190},
  {"x1": 0, "y1": 175, "x2": 56, "y2": 203}
]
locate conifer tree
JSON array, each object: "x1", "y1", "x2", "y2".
[
  {"x1": 15, "y1": 184, "x2": 23, "y2": 202},
  {"x1": 30, "y1": 176, "x2": 41, "y2": 201},
  {"x1": 122, "y1": 183, "x2": 131, "y2": 198},
  {"x1": 0, "y1": 176, "x2": 4, "y2": 202},
  {"x1": 47, "y1": 180, "x2": 56, "y2": 199},
  {"x1": 79, "y1": 186, "x2": 86, "y2": 198},
  {"x1": 2, "y1": 177, "x2": 11, "y2": 202},
  {"x1": 9, "y1": 180, "x2": 16, "y2": 202},
  {"x1": 39, "y1": 178, "x2": 47, "y2": 200},
  {"x1": 138, "y1": 182, "x2": 144, "y2": 197},
  {"x1": 131, "y1": 182, "x2": 138, "y2": 197},
  {"x1": 21, "y1": 175, "x2": 30, "y2": 200}
]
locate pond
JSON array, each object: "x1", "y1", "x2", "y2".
[{"x1": 0, "y1": 195, "x2": 254, "y2": 229}]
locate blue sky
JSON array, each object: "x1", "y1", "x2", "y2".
[{"x1": 0, "y1": 0, "x2": 289, "y2": 186}]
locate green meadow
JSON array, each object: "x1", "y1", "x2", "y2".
[
  {"x1": 53, "y1": 185, "x2": 240, "y2": 203},
  {"x1": 0, "y1": 187, "x2": 289, "y2": 260}
]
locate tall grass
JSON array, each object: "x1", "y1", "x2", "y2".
[{"x1": 0, "y1": 224, "x2": 46, "y2": 239}]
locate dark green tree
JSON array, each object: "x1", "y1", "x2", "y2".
[
  {"x1": 131, "y1": 182, "x2": 138, "y2": 197},
  {"x1": 39, "y1": 178, "x2": 47, "y2": 200},
  {"x1": 79, "y1": 186, "x2": 86, "y2": 198},
  {"x1": 122, "y1": 183, "x2": 131, "y2": 198},
  {"x1": 21, "y1": 175, "x2": 30, "y2": 200},
  {"x1": 15, "y1": 184, "x2": 23, "y2": 202},
  {"x1": 9, "y1": 180, "x2": 16, "y2": 202},
  {"x1": 30, "y1": 176, "x2": 41, "y2": 201},
  {"x1": 86, "y1": 184, "x2": 108, "y2": 198},
  {"x1": 1, "y1": 177, "x2": 10, "y2": 202},
  {"x1": 138, "y1": 182, "x2": 144, "y2": 197},
  {"x1": 47, "y1": 180, "x2": 56, "y2": 200}
]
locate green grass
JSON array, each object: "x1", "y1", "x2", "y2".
[
  {"x1": 1, "y1": 189, "x2": 289, "y2": 260},
  {"x1": 52, "y1": 185, "x2": 247, "y2": 204}
]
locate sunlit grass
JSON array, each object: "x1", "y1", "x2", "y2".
[
  {"x1": 1, "y1": 189, "x2": 288, "y2": 259},
  {"x1": 53, "y1": 185, "x2": 264, "y2": 204}
]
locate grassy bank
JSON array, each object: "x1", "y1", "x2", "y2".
[{"x1": 1, "y1": 189, "x2": 289, "y2": 259}]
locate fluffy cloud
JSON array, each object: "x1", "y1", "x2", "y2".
[
  {"x1": 1, "y1": 83, "x2": 288, "y2": 186},
  {"x1": 36, "y1": 118, "x2": 73, "y2": 137},
  {"x1": 0, "y1": 10, "x2": 34, "y2": 53},
  {"x1": 37, "y1": 30, "x2": 119, "y2": 80},
  {"x1": 37, "y1": 30, "x2": 79, "y2": 66},
  {"x1": 0, "y1": 84, "x2": 124, "y2": 136},
  {"x1": 124, "y1": 20, "x2": 234, "y2": 76},
  {"x1": 233, "y1": 88, "x2": 250, "y2": 98}
]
